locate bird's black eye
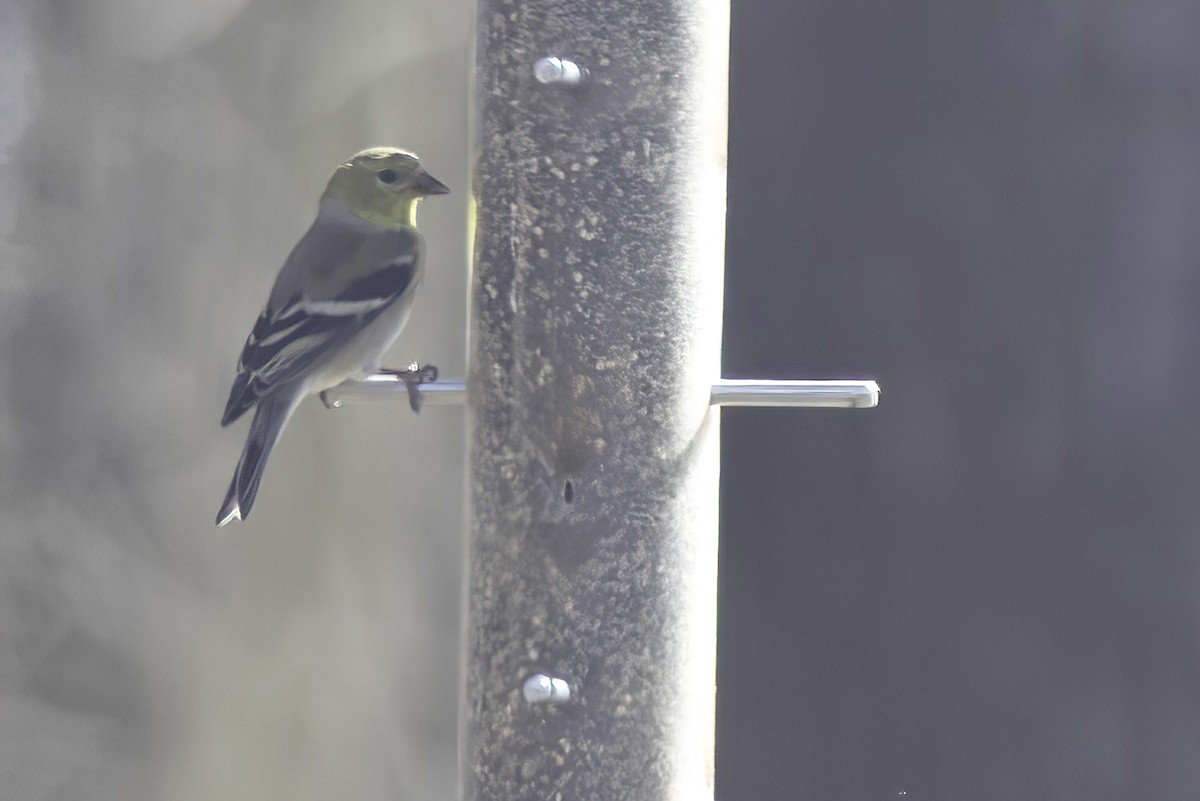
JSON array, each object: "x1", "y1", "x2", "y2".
[{"x1": 377, "y1": 169, "x2": 398, "y2": 184}]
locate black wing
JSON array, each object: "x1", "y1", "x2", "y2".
[{"x1": 220, "y1": 256, "x2": 418, "y2": 426}]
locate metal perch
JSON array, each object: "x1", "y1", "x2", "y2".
[{"x1": 322, "y1": 376, "x2": 880, "y2": 410}]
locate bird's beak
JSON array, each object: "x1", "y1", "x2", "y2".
[{"x1": 415, "y1": 169, "x2": 451, "y2": 196}]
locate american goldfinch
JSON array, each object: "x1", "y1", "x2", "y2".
[{"x1": 216, "y1": 147, "x2": 449, "y2": 526}]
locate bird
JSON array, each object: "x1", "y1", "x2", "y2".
[{"x1": 216, "y1": 147, "x2": 449, "y2": 526}]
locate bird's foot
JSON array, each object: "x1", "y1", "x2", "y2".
[
  {"x1": 378, "y1": 362, "x2": 439, "y2": 413},
  {"x1": 319, "y1": 389, "x2": 339, "y2": 410}
]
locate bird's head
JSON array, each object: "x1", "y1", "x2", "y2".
[{"x1": 322, "y1": 147, "x2": 450, "y2": 228}]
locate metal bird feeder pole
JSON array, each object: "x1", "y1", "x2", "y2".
[
  {"x1": 328, "y1": 0, "x2": 880, "y2": 798},
  {"x1": 470, "y1": 1, "x2": 726, "y2": 799}
]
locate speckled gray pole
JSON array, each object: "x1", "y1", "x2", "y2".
[{"x1": 466, "y1": 0, "x2": 728, "y2": 799}]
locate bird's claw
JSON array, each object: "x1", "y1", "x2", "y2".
[
  {"x1": 377, "y1": 362, "x2": 438, "y2": 413},
  {"x1": 412, "y1": 363, "x2": 439, "y2": 384},
  {"x1": 403, "y1": 362, "x2": 438, "y2": 413},
  {"x1": 319, "y1": 389, "x2": 338, "y2": 410}
]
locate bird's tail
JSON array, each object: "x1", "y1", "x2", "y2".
[{"x1": 216, "y1": 391, "x2": 301, "y2": 526}]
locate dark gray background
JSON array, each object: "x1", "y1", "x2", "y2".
[{"x1": 718, "y1": 3, "x2": 1200, "y2": 800}]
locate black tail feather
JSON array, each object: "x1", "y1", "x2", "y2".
[{"x1": 216, "y1": 392, "x2": 299, "y2": 526}]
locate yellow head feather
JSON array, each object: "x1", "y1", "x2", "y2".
[{"x1": 322, "y1": 147, "x2": 449, "y2": 228}]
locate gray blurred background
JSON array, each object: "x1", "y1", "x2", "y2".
[
  {"x1": 0, "y1": 1, "x2": 470, "y2": 799},
  {"x1": 4, "y1": 0, "x2": 1200, "y2": 800},
  {"x1": 718, "y1": 2, "x2": 1200, "y2": 800}
]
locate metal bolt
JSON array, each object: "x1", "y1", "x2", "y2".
[
  {"x1": 533, "y1": 57, "x2": 586, "y2": 86},
  {"x1": 523, "y1": 673, "x2": 572, "y2": 704}
]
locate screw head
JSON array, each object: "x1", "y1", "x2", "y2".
[
  {"x1": 533, "y1": 57, "x2": 585, "y2": 86},
  {"x1": 523, "y1": 673, "x2": 572, "y2": 703}
]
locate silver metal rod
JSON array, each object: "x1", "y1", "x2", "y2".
[
  {"x1": 321, "y1": 374, "x2": 467, "y2": 407},
  {"x1": 322, "y1": 377, "x2": 879, "y2": 409},
  {"x1": 711, "y1": 379, "x2": 880, "y2": 408}
]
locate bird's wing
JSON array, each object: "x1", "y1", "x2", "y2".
[{"x1": 221, "y1": 224, "x2": 422, "y2": 426}]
